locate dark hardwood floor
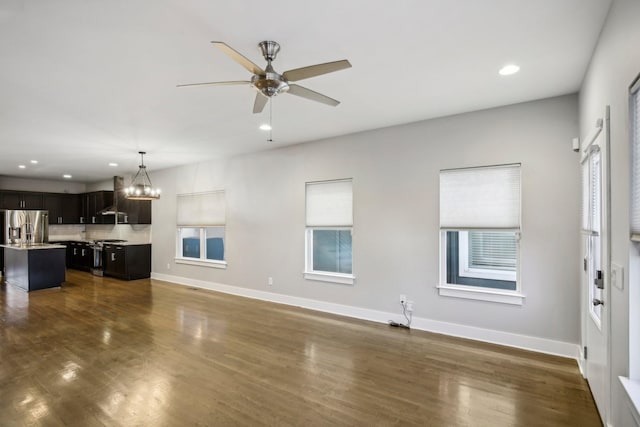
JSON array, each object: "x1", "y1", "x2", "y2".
[{"x1": 0, "y1": 270, "x2": 601, "y2": 426}]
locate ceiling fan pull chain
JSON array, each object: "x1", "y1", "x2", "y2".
[{"x1": 268, "y1": 98, "x2": 273, "y2": 142}]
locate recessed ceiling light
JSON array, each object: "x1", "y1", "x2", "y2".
[
  {"x1": 30, "y1": 160, "x2": 38, "y2": 164},
  {"x1": 499, "y1": 64, "x2": 520, "y2": 76},
  {"x1": 109, "y1": 162, "x2": 118, "y2": 167},
  {"x1": 63, "y1": 174, "x2": 72, "y2": 179},
  {"x1": 18, "y1": 165, "x2": 26, "y2": 169},
  {"x1": 259, "y1": 124, "x2": 272, "y2": 131}
]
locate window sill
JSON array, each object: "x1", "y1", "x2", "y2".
[
  {"x1": 175, "y1": 258, "x2": 227, "y2": 269},
  {"x1": 304, "y1": 271, "x2": 355, "y2": 285},
  {"x1": 620, "y1": 377, "x2": 640, "y2": 426},
  {"x1": 437, "y1": 284, "x2": 525, "y2": 305}
]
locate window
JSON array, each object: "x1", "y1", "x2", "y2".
[
  {"x1": 304, "y1": 179, "x2": 354, "y2": 284},
  {"x1": 438, "y1": 164, "x2": 523, "y2": 305},
  {"x1": 632, "y1": 74, "x2": 640, "y2": 242},
  {"x1": 176, "y1": 190, "x2": 226, "y2": 268},
  {"x1": 582, "y1": 148, "x2": 603, "y2": 325},
  {"x1": 623, "y1": 73, "x2": 640, "y2": 414}
]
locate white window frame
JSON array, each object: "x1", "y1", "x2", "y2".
[
  {"x1": 304, "y1": 179, "x2": 355, "y2": 285},
  {"x1": 175, "y1": 190, "x2": 227, "y2": 270},
  {"x1": 437, "y1": 164, "x2": 524, "y2": 305},
  {"x1": 438, "y1": 231, "x2": 524, "y2": 305},
  {"x1": 458, "y1": 231, "x2": 517, "y2": 282},
  {"x1": 304, "y1": 227, "x2": 354, "y2": 285},
  {"x1": 622, "y1": 72, "x2": 640, "y2": 422},
  {"x1": 175, "y1": 226, "x2": 227, "y2": 269}
]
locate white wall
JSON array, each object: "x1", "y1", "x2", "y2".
[
  {"x1": 579, "y1": 0, "x2": 640, "y2": 425},
  {"x1": 150, "y1": 94, "x2": 581, "y2": 353},
  {"x1": 0, "y1": 176, "x2": 86, "y2": 193}
]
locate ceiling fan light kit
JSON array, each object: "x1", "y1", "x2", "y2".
[
  {"x1": 177, "y1": 40, "x2": 352, "y2": 114},
  {"x1": 124, "y1": 151, "x2": 161, "y2": 201}
]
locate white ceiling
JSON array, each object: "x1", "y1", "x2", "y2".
[{"x1": 0, "y1": 0, "x2": 611, "y2": 183}]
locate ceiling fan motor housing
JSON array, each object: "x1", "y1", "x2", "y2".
[
  {"x1": 252, "y1": 41, "x2": 288, "y2": 97},
  {"x1": 251, "y1": 72, "x2": 289, "y2": 97}
]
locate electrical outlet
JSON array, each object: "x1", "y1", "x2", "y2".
[
  {"x1": 406, "y1": 301, "x2": 414, "y2": 312},
  {"x1": 268, "y1": 277, "x2": 273, "y2": 286},
  {"x1": 399, "y1": 294, "x2": 406, "y2": 304}
]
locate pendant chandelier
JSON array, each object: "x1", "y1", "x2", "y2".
[{"x1": 124, "y1": 151, "x2": 161, "y2": 200}]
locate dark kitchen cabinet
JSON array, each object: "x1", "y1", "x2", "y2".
[
  {"x1": 80, "y1": 191, "x2": 115, "y2": 225},
  {"x1": 43, "y1": 194, "x2": 63, "y2": 224},
  {"x1": 119, "y1": 199, "x2": 151, "y2": 224},
  {"x1": 44, "y1": 193, "x2": 81, "y2": 224},
  {"x1": 0, "y1": 190, "x2": 44, "y2": 210},
  {"x1": 104, "y1": 244, "x2": 151, "y2": 280},
  {"x1": 62, "y1": 194, "x2": 81, "y2": 224},
  {"x1": 115, "y1": 185, "x2": 151, "y2": 225},
  {"x1": 67, "y1": 241, "x2": 92, "y2": 271}
]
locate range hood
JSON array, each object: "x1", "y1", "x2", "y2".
[{"x1": 98, "y1": 176, "x2": 127, "y2": 216}]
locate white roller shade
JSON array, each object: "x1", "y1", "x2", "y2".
[
  {"x1": 177, "y1": 191, "x2": 225, "y2": 226},
  {"x1": 439, "y1": 164, "x2": 521, "y2": 230},
  {"x1": 306, "y1": 179, "x2": 353, "y2": 227},
  {"x1": 631, "y1": 82, "x2": 640, "y2": 240}
]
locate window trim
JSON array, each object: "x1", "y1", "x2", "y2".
[
  {"x1": 439, "y1": 164, "x2": 522, "y2": 305},
  {"x1": 304, "y1": 227, "x2": 355, "y2": 285},
  {"x1": 437, "y1": 283, "x2": 526, "y2": 305},
  {"x1": 175, "y1": 257, "x2": 228, "y2": 269},
  {"x1": 176, "y1": 226, "x2": 226, "y2": 269}
]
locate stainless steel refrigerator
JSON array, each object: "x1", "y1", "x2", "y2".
[{"x1": 3, "y1": 210, "x2": 49, "y2": 245}]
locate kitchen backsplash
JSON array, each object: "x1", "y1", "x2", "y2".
[{"x1": 49, "y1": 224, "x2": 151, "y2": 243}]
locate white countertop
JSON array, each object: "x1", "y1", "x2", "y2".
[
  {"x1": 49, "y1": 239, "x2": 151, "y2": 246},
  {"x1": 1, "y1": 243, "x2": 67, "y2": 250},
  {"x1": 100, "y1": 242, "x2": 151, "y2": 246}
]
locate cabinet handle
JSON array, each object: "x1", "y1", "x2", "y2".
[
  {"x1": 81, "y1": 249, "x2": 85, "y2": 256},
  {"x1": 73, "y1": 248, "x2": 77, "y2": 255},
  {"x1": 111, "y1": 253, "x2": 115, "y2": 261}
]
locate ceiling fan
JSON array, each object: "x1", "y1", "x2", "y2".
[{"x1": 177, "y1": 41, "x2": 352, "y2": 114}]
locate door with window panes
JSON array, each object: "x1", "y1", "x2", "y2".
[{"x1": 581, "y1": 108, "x2": 609, "y2": 426}]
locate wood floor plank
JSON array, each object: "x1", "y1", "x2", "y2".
[{"x1": 0, "y1": 270, "x2": 601, "y2": 426}]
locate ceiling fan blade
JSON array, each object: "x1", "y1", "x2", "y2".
[
  {"x1": 287, "y1": 84, "x2": 340, "y2": 107},
  {"x1": 253, "y1": 93, "x2": 269, "y2": 114},
  {"x1": 283, "y1": 60, "x2": 351, "y2": 82},
  {"x1": 176, "y1": 81, "x2": 250, "y2": 88},
  {"x1": 211, "y1": 41, "x2": 265, "y2": 76}
]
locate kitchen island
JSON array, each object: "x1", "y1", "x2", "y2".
[{"x1": 1, "y1": 243, "x2": 66, "y2": 291}]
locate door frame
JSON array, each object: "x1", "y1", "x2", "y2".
[{"x1": 580, "y1": 106, "x2": 612, "y2": 425}]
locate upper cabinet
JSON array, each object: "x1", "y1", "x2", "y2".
[
  {"x1": 115, "y1": 185, "x2": 151, "y2": 225},
  {"x1": 0, "y1": 188, "x2": 151, "y2": 225},
  {"x1": 0, "y1": 191, "x2": 44, "y2": 210},
  {"x1": 80, "y1": 191, "x2": 115, "y2": 224},
  {"x1": 43, "y1": 193, "x2": 81, "y2": 224},
  {"x1": 119, "y1": 199, "x2": 151, "y2": 225}
]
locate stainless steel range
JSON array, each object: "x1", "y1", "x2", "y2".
[{"x1": 90, "y1": 239, "x2": 126, "y2": 276}]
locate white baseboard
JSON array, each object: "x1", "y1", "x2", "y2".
[
  {"x1": 577, "y1": 356, "x2": 587, "y2": 377},
  {"x1": 151, "y1": 272, "x2": 581, "y2": 360}
]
